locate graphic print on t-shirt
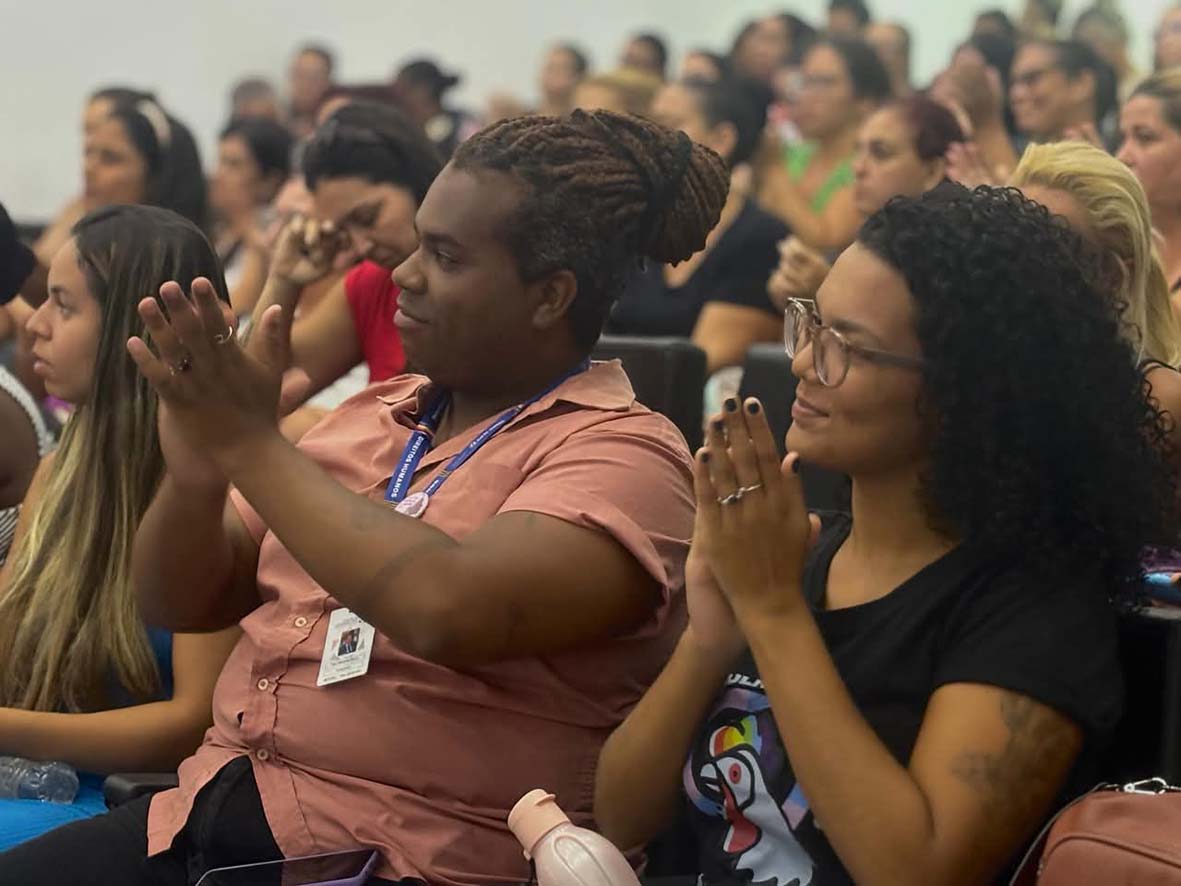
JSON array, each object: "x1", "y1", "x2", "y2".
[{"x1": 686, "y1": 679, "x2": 816, "y2": 886}]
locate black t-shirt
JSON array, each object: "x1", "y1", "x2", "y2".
[
  {"x1": 684, "y1": 514, "x2": 1123, "y2": 886},
  {"x1": 607, "y1": 201, "x2": 788, "y2": 338}
]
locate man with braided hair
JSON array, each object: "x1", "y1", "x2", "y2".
[{"x1": 0, "y1": 110, "x2": 728, "y2": 886}]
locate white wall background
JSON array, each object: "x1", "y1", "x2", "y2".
[{"x1": 0, "y1": 0, "x2": 1168, "y2": 220}]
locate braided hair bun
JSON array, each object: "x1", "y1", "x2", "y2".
[{"x1": 453, "y1": 110, "x2": 728, "y2": 348}]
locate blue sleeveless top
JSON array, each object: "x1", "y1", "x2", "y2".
[
  {"x1": 0, "y1": 627, "x2": 176, "y2": 852},
  {"x1": 106, "y1": 626, "x2": 174, "y2": 708}
]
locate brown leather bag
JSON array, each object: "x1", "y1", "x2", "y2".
[{"x1": 1010, "y1": 778, "x2": 1181, "y2": 885}]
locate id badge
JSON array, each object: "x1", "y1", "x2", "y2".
[{"x1": 316, "y1": 608, "x2": 376, "y2": 687}]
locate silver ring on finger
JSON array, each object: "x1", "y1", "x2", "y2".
[
  {"x1": 169, "y1": 356, "x2": 193, "y2": 376},
  {"x1": 718, "y1": 483, "x2": 762, "y2": 506},
  {"x1": 213, "y1": 326, "x2": 235, "y2": 345}
]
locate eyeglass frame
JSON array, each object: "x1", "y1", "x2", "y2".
[{"x1": 783, "y1": 297, "x2": 925, "y2": 387}]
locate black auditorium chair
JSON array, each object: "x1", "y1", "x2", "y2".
[
  {"x1": 739, "y1": 344, "x2": 849, "y2": 512},
  {"x1": 593, "y1": 335, "x2": 707, "y2": 449},
  {"x1": 1101, "y1": 604, "x2": 1181, "y2": 784}
]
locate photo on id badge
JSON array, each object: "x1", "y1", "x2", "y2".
[{"x1": 317, "y1": 609, "x2": 376, "y2": 687}]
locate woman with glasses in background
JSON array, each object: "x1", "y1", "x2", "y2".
[{"x1": 595, "y1": 184, "x2": 1176, "y2": 885}]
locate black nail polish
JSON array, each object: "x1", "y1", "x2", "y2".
[
  {"x1": 746, "y1": 400, "x2": 761, "y2": 414},
  {"x1": 700, "y1": 451, "x2": 711, "y2": 463},
  {"x1": 791, "y1": 457, "x2": 802, "y2": 474},
  {"x1": 724, "y1": 397, "x2": 738, "y2": 412},
  {"x1": 712, "y1": 419, "x2": 724, "y2": 432}
]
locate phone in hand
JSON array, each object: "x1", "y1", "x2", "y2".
[{"x1": 194, "y1": 848, "x2": 379, "y2": 886}]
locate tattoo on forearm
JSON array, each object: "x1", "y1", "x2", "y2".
[{"x1": 950, "y1": 692, "x2": 1077, "y2": 825}]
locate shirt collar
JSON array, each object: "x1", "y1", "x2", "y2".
[{"x1": 376, "y1": 359, "x2": 636, "y2": 429}]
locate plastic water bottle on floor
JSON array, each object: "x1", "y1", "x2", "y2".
[
  {"x1": 0, "y1": 757, "x2": 79, "y2": 803},
  {"x1": 508, "y1": 789, "x2": 640, "y2": 886}
]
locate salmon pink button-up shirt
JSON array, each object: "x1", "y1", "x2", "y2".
[{"x1": 147, "y1": 360, "x2": 694, "y2": 885}]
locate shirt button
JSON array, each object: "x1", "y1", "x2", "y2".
[
  {"x1": 294, "y1": 617, "x2": 308, "y2": 628},
  {"x1": 257, "y1": 678, "x2": 270, "y2": 691},
  {"x1": 256, "y1": 748, "x2": 270, "y2": 762}
]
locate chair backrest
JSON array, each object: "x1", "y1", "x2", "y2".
[
  {"x1": 739, "y1": 344, "x2": 850, "y2": 512},
  {"x1": 593, "y1": 335, "x2": 706, "y2": 449},
  {"x1": 1101, "y1": 607, "x2": 1181, "y2": 784}
]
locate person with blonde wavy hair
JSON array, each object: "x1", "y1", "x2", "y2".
[
  {"x1": 0, "y1": 205, "x2": 239, "y2": 849},
  {"x1": 1010, "y1": 139, "x2": 1181, "y2": 453}
]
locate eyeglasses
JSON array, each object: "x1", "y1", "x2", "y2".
[{"x1": 784, "y1": 298, "x2": 925, "y2": 387}]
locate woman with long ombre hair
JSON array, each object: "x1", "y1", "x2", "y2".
[{"x1": 0, "y1": 205, "x2": 239, "y2": 850}]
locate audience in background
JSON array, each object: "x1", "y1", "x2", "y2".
[
  {"x1": 1021, "y1": 0, "x2": 1064, "y2": 39},
  {"x1": 393, "y1": 58, "x2": 480, "y2": 159},
  {"x1": 936, "y1": 33, "x2": 1020, "y2": 182},
  {"x1": 680, "y1": 50, "x2": 730, "y2": 83},
  {"x1": 210, "y1": 118, "x2": 293, "y2": 317},
  {"x1": 1073, "y1": 4, "x2": 1139, "y2": 103},
  {"x1": 759, "y1": 37, "x2": 892, "y2": 251},
  {"x1": 0, "y1": 206, "x2": 239, "y2": 851},
  {"x1": 37, "y1": 87, "x2": 157, "y2": 285},
  {"x1": 88, "y1": 100, "x2": 208, "y2": 230},
  {"x1": 827, "y1": 0, "x2": 872, "y2": 37},
  {"x1": 619, "y1": 32, "x2": 669, "y2": 81},
  {"x1": 864, "y1": 21, "x2": 912, "y2": 97},
  {"x1": 1119, "y1": 69, "x2": 1181, "y2": 302},
  {"x1": 770, "y1": 95, "x2": 965, "y2": 309},
  {"x1": 973, "y1": 7, "x2": 1019, "y2": 41},
  {"x1": 10, "y1": 99, "x2": 208, "y2": 397},
  {"x1": 82, "y1": 86, "x2": 155, "y2": 138},
  {"x1": 1156, "y1": 4, "x2": 1181, "y2": 71},
  {"x1": 610, "y1": 78, "x2": 786, "y2": 372},
  {"x1": 596, "y1": 183, "x2": 1178, "y2": 886},
  {"x1": 1010, "y1": 39, "x2": 1116, "y2": 145},
  {"x1": 228, "y1": 77, "x2": 282, "y2": 123},
  {"x1": 287, "y1": 43, "x2": 335, "y2": 139},
  {"x1": 248, "y1": 101, "x2": 441, "y2": 438},
  {"x1": 729, "y1": 14, "x2": 815, "y2": 86},
  {"x1": 537, "y1": 43, "x2": 590, "y2": 116},
  {"x1": 1010, "y1": 141, "x2": 1181, "y2": 457},
  {"x1": 574, "y1": 68, "x2": 663, "y2": 117}
]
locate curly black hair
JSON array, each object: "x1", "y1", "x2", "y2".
[
  {"x1": 859, "y1": 183, "x2": 1180, "y2": 595},
  {"x1": 451, "y1": 110, "x2": 728, "y2": 350}
]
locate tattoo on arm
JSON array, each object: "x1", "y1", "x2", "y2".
[{"x1": 950, "y1": 692, "x2": 1079, "y2": 826}]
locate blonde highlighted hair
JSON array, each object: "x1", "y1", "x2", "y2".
[
  {"x1": 1011, "y1": 141, "x2": 1181, "y2": 368},
  {"x1": 0, "y1": 205, "x2": 228, "y2": 712}
]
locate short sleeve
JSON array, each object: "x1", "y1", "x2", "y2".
[
  {"x1": 704, "y1": 207, "x2": 788, "y2": 316},
  {"x1": 934, "y1": 573, "x2": 1123, "y2": 740},
  {"x1": 498, "y1": 414, "x2": 695, "y2": 604}
]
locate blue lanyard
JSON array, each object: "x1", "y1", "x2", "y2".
[{"x1": 384, "y1": 361, "x2": 589, "y2": 506}]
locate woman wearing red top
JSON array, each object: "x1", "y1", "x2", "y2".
[{"x1": 248, "y1": 101, "x2": 442, "y2": 423}]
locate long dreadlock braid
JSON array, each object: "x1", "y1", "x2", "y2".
[{"x1": 452, "y1": 109, "x2": 728, "y2": 349}]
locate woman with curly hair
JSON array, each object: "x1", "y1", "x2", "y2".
[{"x1": 596, "y1": 184, "x2": 1179, "y2": 885}]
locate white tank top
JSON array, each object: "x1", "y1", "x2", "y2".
[{"x1": 0, "y1": 366, "x2": 54, "y2": 564}]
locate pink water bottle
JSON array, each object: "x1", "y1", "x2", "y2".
[{"x1": 508, "y1": 789, "x2": 641, "y2": 886}]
